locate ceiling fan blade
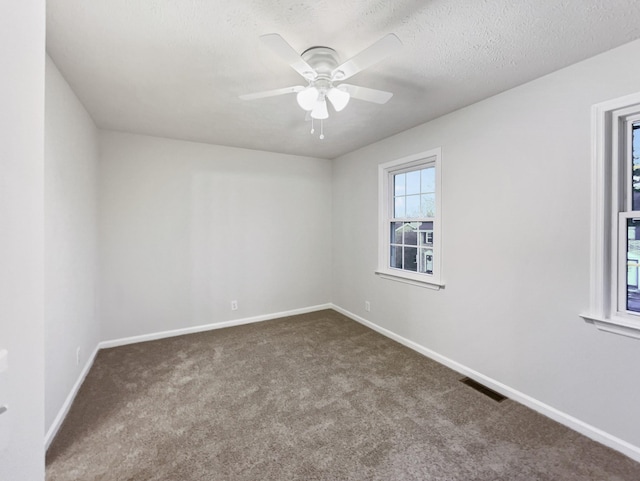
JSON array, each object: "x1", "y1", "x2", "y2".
[
  {"x1": 332, "y1": 34, "x2": 402, "y2": 81},
  {"x1": 239, "y1": 85, "x2": 304, "y2": 101},
  {"x1": 338, "y1": 84, "x2": 393, "y2": 104},
  {"x1": 260, "y1": 33, "x2": 316, "y2": 80}
]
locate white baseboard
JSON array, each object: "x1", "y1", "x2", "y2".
[
  {"x1": 47, "y1": 303, "x2": 640, "y2": 463},
  {"x1": 100, "y1": 304, "x2": 333, "y2": 349},
  {"x1": 45, "y1": 343, "x2": 100, "y2": 450},
  {"x1": 331, "y1": 304, "x2": 640, "y2": 463},
  {"x1": 46, "y1": 303, "x2": 332, "y2": 449}
]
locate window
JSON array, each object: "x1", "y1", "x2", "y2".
[
  {"x1": 583, "y1": 93, "x2": 640, "y2": 339},
  {"x1": 377, "y1": 148, "x2": 443, "y2": 289},
  {"x1": 623, "y1": 123, "x2": 640, "y2": 315}
]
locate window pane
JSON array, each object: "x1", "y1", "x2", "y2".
[
  {"x1": 406, "y1": 195, "x2": 421, "y2": 218},
  {"x1": 390, "y1": 246, "x2": 403, "y2": 269},
  {"x1": 421, "y1": 193, "x2": 436, "y2": 217},
  {"x1": 633, "y1": 124, "x2": 640, "y2": 210},
  {"x1": 404, "y1": 247, "x2": 418, "y2": 271},
  {"x1": 419, "y1": 221, "x2": 433, "y2": 229},
  {"x1": 390, "y1": 222, "x2": 403, "y2": 244},
  {"x1": 406, "y1": 170, "x2": 421, "y2": 195},
  {"x1": 627, "y1": 217, "x2": 640, "y2": 313},
  {"x1": 394, "y1": 196, "x2": 405, "y2": 218},
  {"x1": 394, "y1": 173, "x2": 405, "y2": 196},
  {"x1": 421, "y1": 167, "x2": 435, "y2": 193},
  {"x1": 418, "y1": 222, "x2": 433, "y2": 246},
  {"x1": 404, "y1": 222, "x2": 418, "y2": 246},
  {"x1": 418, "y1": 248, "x2": 433, "y2": 274}
]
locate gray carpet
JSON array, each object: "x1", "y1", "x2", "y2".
[{"x1": 46, "y1": 310, "x2": 640, "y2": 480}]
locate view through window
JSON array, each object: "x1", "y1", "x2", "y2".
[
  {"x1": 390, "y1": 167, "x2": 435, "y2": 274},
  {"x1": 378, "y1": 148, "x2": 442, "y2": 288},
  {"x1": 583, "y1": 95, "x2": 640, "y2": 338},
  {"x1": 626, "y1": 123, "x2": 640, "y2": 312}
]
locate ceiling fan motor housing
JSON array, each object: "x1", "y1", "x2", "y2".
[{"x1": 301, "y1": 47, "x2": 342, "y2": 84}]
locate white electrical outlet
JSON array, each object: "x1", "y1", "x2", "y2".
[
  {"x1": 76, "y1": 347, "x2": 81, "y2": 366},
  {"x1": 231, "y1": 300, "x2": 238, "y2": 311},
  {"x1": 365, "y1": 301, "x2": 371, "y2": 312}
]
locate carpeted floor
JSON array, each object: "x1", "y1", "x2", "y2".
[{"x1": 46, "y1": 309, "x2": 640, "y2": 480}]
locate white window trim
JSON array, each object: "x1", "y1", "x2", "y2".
[
  {"x1": 376, "y1": 148, "x2": 444, "y2": 290},
  {"x1": 581, "y1": 92, "x2": 640, "y2": 339}
]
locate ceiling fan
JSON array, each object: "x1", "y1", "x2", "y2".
[{"x1": 240, "y1": 33, "x2": 402, "y2": 127}]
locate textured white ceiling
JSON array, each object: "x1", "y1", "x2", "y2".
[{"x1": 47, "y1": 0, "x2": 640, "y2": 159}]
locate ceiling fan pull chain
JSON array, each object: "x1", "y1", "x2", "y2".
[
  {"x1": 320, "y1": 119, "x2": 325, "y2": 140},
  {"x1": 310, "y1": 117, "x2": 315, "y2": 135}
]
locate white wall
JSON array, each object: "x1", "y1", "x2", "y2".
[
  {"x1": 0, "y1": 0, "x2": 45, "y2": 479},
  {"x1": 44, "y1": 56, "x2": 100, "y2": 436},
  {"x1": 332, "y1": 38, "x2": 640, "y2": 451},
  {"x1": 99, "y1": 132, "x2": 332, "y2": 341}
]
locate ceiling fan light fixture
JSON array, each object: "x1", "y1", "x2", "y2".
[
  {"x1": 241, "y1": 32, "x2": 402, "y2": 138},
  {"x1": 310, "y1": 98, "x2": 329, "y2": 119},
  {"x1": 296, "y1": 86, "x2": 319, "y2": 111},
  {"x1": 327, "y1": 87, "x2": 350, "y2": 112}
]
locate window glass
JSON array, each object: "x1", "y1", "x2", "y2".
[
  {"x1": 394, "y1": 173, "x2": 405, "y2": 196},
  {"x1": 418, "y1": 248, "x2": 433, "y2": 274},
  {"x1": 389, "y1": 166, "x2": 436, "y2": 274},
  {"x1": 394, "y1": 167, "x2": 436, "y2": 219},
  {"x1": 633, "y1": 124, "x2": 640, "y2": 210},
  {"x1": 631, "y1": 124, "x2": 640, "y2": 312},
  {"x1": 421, "y1": 194, "x2": 436, "y2": 217},
  {"x1": 404, "y1": 222, "x2": 418, "y2": 246},
  {"x1": 418, "y1": 222, "x2": 433, "y2": 245},
  {"x1": 627, "y1": 217, "x2": 640, "y2": 313},
  {"x1": 406, "y1": 195, "x2": 421, "y2": 218},
  {"x1": 406, "y1": 170, "x2": 421, "y2": 195},
  {"x1": 421, "y1": 167, "x2": 435, "y2": 193},
  {"x1": 390, "y1": 221, "x2": 403, "y2": 244},
  {"x1": 394, "y1": 196, "x2": 405, "y2": 218},
  {"x1": 390, "y1": 246, "x2": 403, "y2": 269},
  {"x1": 404, "y1": 247, "x2": 418, "y2": 271}
]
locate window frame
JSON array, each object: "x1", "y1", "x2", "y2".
[
  {"x1": 376, "y1": 148, "x2": 444, "y2": 289},
  {"x1": 582, "y1": 93, "x2": 640, "y2": 339}
]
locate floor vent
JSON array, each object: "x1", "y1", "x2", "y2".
[{"x1": 460, "y1": 377, "x2": 507, "y2": 402}]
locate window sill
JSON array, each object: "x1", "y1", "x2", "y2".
[
  {"x1": 580, "y1": 314, "x2": 640, "y2": 340},
  {"x1": 375, "y1": 270, "x2": 445, "y2": 290}
]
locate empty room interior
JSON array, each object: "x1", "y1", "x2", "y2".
[{"x1": 5, "y1": 0, "x2": 640, "y2": 480}]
